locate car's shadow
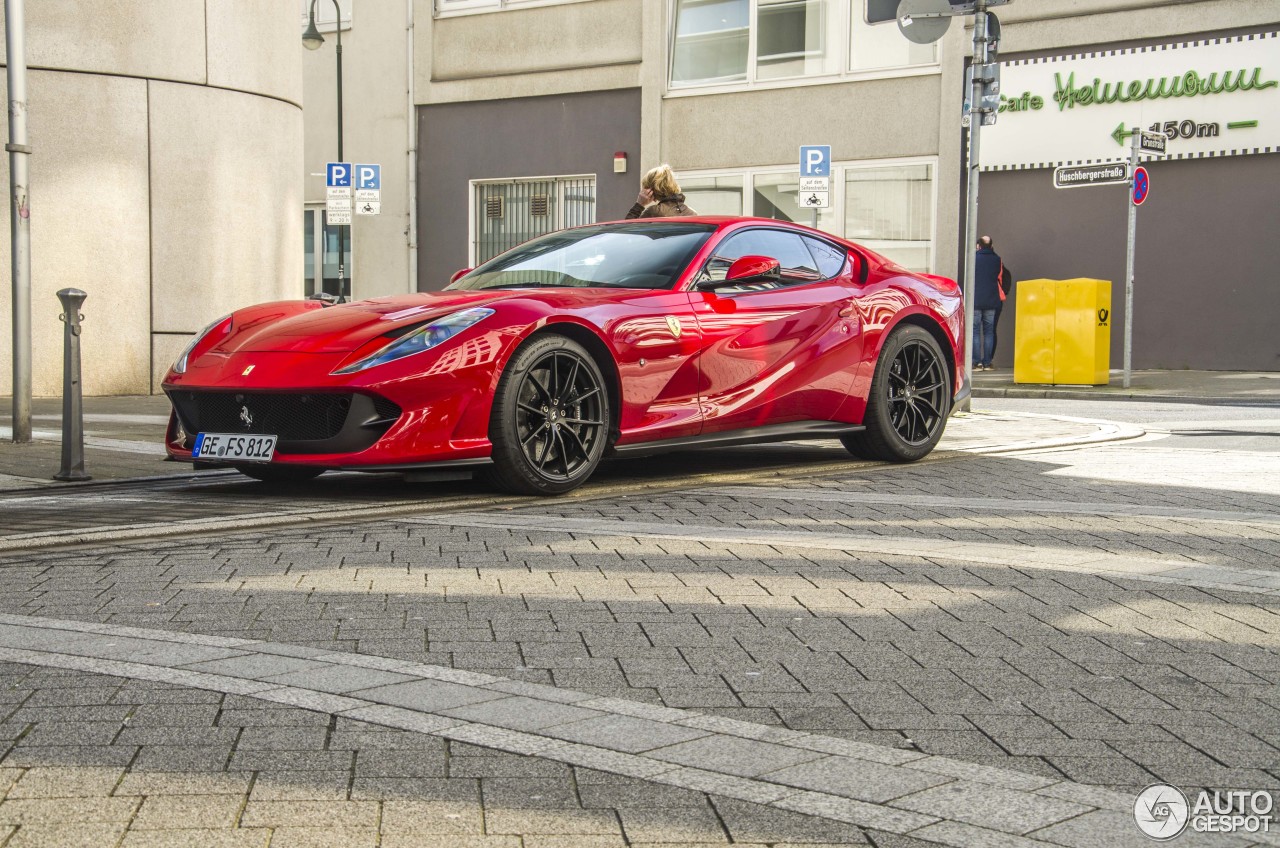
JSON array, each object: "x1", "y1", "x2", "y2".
[{"x1": 192, "y1": 440, "x2": 863, "y2": 503}]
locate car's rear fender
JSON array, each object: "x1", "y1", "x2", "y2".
[{"x1": 840, "y1": 305, "x2": 960, "y2": 424}]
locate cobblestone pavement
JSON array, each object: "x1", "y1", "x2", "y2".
[
  {"x1": 1, "y1": 405, "x2": 1278, "y2": 846},
  {"x1": 0, "y1": 411, "x2": 1122, "y2": 548}
]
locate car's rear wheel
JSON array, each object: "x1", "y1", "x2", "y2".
[
  {"x1": 234, "y1": 464, "x2": 325, "y2": 483},
  {"x1": 842, "y1": 324, "x2": 950, "y2": 462},
  {"x1": 485, "y1": 334, "x2": 610, "y2": 495}
]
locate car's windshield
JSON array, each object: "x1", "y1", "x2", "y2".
[{"x1": 448, "y1": 223, "x2": 715, "y2": 291}]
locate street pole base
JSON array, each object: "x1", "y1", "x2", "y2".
[{"x1": 53, "y1": 470, "x2": 92, "y2": 482}]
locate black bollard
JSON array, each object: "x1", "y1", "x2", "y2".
[{"x1": 53, "y1": 288, "x2": 91, "y2": 482}]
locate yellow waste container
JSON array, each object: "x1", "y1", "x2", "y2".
[{"x1": 1013, "y1": 279, "x2": 1111, "y2": 385}]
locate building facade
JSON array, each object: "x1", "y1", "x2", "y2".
[
  {"x1": 1, "y1": 1, "x2": 303, "y2": 397},
  {"x1": 304, "y1": 0, "x2": 1279, "y2": 373},
  {"x1": 976, "y1": 2, "x2": 1279, "y2": 371}
]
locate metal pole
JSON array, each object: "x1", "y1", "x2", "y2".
[
  {"x1": 1123, "y1": 128, "x2": 1138, "y2": 389},
  {"x1": 334, "y1": 0, "x2": 346, "y2": 301},
  {"x1": 959, "y1": 2, "x2": 988, "y2": 412},
  {"x1": 53, "y1": 289, "x2": 90, "y2": 482},
  {"x1": 811, "y1": 208, "x2": 818, "y2": 230},
  {"x1": 6, "y1": 0, "x2": 32, "y2": 443}
]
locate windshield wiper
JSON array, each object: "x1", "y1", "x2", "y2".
[{"x1": 485, "y1": 282, "x2": 570, "y2": 289}]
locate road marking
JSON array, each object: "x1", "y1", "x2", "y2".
[
  {"x1": 405, "y1": 513, "x2": 1280, "y2": 596},
  {"x1": 0, "y1": 613, "x2": 1136, "y2": 845},
  {"x1": 690, "y1": 486, "x2": 1280, "y2": 526}
]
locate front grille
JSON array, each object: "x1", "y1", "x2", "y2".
[
  {"x1": 168, "y1": 390, "x2": 403, "y2": 456},
  {"x1": 171, "y1": 392, "x2": 348, "y2": 441}
]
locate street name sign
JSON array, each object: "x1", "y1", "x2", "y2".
[
  {"x1": 1053, "y1": 162, "x2": 1129, "y2": 189},
  {"x1": 1139, "y1": 130, "x2": 1167, "y2": 156}
]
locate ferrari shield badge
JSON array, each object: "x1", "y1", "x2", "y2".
[
  {"x1": 666, "y1": 316, "x2": 682, "y2": 339},
  {"x1": 242, "y1": 365, "x2": 255, "y2": 376}
]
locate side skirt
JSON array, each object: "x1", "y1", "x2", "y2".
[{"x1": 610, "y1": 421, "x2": 865, "y2": 459}]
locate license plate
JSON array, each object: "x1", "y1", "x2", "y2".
[{"x1": 193, "y1": 433, "x2": 277, "y2": 463}]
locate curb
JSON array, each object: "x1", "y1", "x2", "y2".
[{"x1": 974, "y1": 387, "x2": 1280, "y2": 406}]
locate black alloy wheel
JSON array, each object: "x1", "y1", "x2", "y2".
[
  {"x1": 842, "y1": 324, "x2": 951, "y2": 462},
  {"x1": 486, "y1": 335, "x2": 610, "y2": 495}
]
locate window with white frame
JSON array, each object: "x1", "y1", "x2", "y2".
[
  {"x1": 680, "y1": 161, "x2": 936, "y2": 272},
  {"x1": 435, "y1": 0, "x2": 586, "y2": 15},
  {"x1": 670, "y1": 0, "x2": 936, "y2": 90}
]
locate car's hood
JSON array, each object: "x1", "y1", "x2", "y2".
[{"x1": 221, "y1": 290, "x2": 520, "y2": 354}]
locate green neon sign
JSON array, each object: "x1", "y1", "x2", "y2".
[{"x1": 1053, "y1": 68, "x2": 1278, "y2": 111}]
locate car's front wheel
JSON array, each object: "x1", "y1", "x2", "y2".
[
  {"x1": 842, "y1": 324, "x2": 951, "y2": 462},
  {"x1": 485, "y1": 334, "x2": 610, "y2": 495},
  {"x1": 234, "y1": 464, "x2": 325, "y2": 483}
]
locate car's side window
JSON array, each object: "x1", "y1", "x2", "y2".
[
  {"x1": 802, "y1": 236, "x2": 849, "y2": 280},
  {"x1": 701, "y1": 229, "x2": 824, "y2": 292}
]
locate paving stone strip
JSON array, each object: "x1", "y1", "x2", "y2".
[
  {"x1": 954, "y1": 412, "x2": 1146, "y2": 454},
  {"x1": 692, "y1": 486, "x2": 1280, "y2": 526},
  {"x1": 0, "y1": 612, "x2": 1240, "y2": 848},
  {"x1": 403, "y1": 513, "x2": 1280, "y2": 597}
]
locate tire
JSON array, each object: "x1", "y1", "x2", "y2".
[
  {"x1": 235, "y1": 464, "x2": 325, "y2": 483},
  {"x1": 484, "y1": 334, "x2": 610, "y2": 496},
  {"x1": 842, "y1": 324, "x2": 951, "y2": 463}
]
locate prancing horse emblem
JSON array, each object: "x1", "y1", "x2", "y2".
[
  {"x1": 242, "y1": 365, "x2": 255, "y2": 376},
  {"x1": 666, "y1": 316, "x2": 682, "y2": 339},
  {"x1": 239, "y1": 406, "x2": 253, "y2": 429}
]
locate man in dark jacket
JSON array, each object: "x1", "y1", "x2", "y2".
[{"x1": 972, "y1": 236, "x2": 1004, "y2": 371}]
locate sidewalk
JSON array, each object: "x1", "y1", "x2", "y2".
[
  {"x1": 2, "y1": 369, "x2": 1274, "y2": 487},
  {"x1": 973, "y1": 368, "x2": 1280, "y2": 404}
]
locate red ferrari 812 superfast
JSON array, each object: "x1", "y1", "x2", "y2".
[{"x1": 163, "y1": 217, "x2": 966, "y2": 494}]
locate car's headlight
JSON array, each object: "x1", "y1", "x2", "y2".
[
  {"x1": 172, "y1": 314, "x2": 233, "y2": 374},
  {"x1": 332, "y1": 307, "x2": 494, "y2": 375}
]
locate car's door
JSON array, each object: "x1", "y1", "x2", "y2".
[
  {"x1": 598, "y1": 290, "x2": 705, "y2": 445},
  {"x1": 688, "y1": 227, "x2": 864, "y2": 434}
]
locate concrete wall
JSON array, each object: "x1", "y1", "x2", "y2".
[
  {"x1": 417, "y1": 88, "x2": 642, "y2": 291},
  {"x1": 0, "y1": 1, "x2": 302, "y2": 397},
  {"x1": 302, "y1": 0, "x2": 412, "y2": 301},
  {"x1": 419, "y1": 0, "x2": 643, "y2": 104}
]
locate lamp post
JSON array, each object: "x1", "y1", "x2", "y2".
[{"x1": 303, "y1": 0, "x2": 347, "y2": 299}]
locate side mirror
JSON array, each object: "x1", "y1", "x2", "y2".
[
  {"x1": 449, "y1": 267, "x2": 473, "y2": 285},
  {"x1": 697, "y1": 255, "x2": 781, "y2": 290}
]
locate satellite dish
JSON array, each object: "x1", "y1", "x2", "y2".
[{"x1": 896, "y1": 0, "x2": 953, "y2": 45}]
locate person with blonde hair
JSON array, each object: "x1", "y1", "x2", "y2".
[{"x1": 625, "y1": 164, "x2": 698, "y2": 219}]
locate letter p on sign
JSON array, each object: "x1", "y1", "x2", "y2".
[
  {"x1": 326, "y1": 162, "x2": 351, "y2": 187},
  {"x1": 356, "y1": 164, "x2": 381, "y2": 191},
  {"x1": 799, "y1": 145, "x2": 831, "y2": 177}
]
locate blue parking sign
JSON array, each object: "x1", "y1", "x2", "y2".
[
  {"x1": 326, "y1": 162, "x2": 352, "y2": 187},
  {"x1": 355, "y1": 164, "x2": 381, "y2": 191},
  {"x1": 799, "y1": 145, "x2": 831, "y2": 177}
]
